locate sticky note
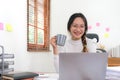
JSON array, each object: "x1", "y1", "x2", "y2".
[
  {"x1": 88, "y1": 25, "x2": 92, "y2": 30},
  {"x1": 0, "y1": 22, "x2": 4, "y2": 30},
  {"x1": 104, "y1": 33, "x2": 109, "y2": 38},
  {"x1": 6, "y1": 24, "x2": 13, "y2": 32},
  {"x1": 96, "y1": 22, "x2": 100, "y2": 27},
  {"x1": 105, "y1": 27, "x2": 110, "y2": 32}
]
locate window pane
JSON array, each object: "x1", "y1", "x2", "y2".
[
  {"x1": 29, "y1": 0, "x2": 34, "y2": 5},
  {"x1": 37, "y1": 0, "x2": 44, "y2": 29},
  {"x1": 29, "y1": 26, "x2": 35, "y2": 43},
  {"x1": 37, "y1": 12, "x2": 44, "y2": 29},
  {"x1": 37, "y1": 29, "x2": 44, "y2": 44},
  {"x1": 29, "y1": 5, "x2": 34, "y2": 25}
]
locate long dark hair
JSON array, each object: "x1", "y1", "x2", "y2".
[{"x1": 67, "y1": 13, "x2": 88, "y2": 52}]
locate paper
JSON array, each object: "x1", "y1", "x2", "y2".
[
  {"x1": 106, "y1": 27, "x2": 110, "y2": 32},
  {"x1": 106, "y1": 68, "x2": 120, "y2": 80},
  {"x1": 96, "y1": 22, "x2": 100, "y2": 27},
  {"x1": 88, "y1": 25, "x2": 92, "y2": 30},
  {"x1": 104, "y1": 33, "x2": 109, "y2": 38},
  {"x1": 34, "y1": 73, "x2": 59, "y2": 80},
  {"x1": 6, "y1": 24, "x2": 13, "y2": 32},
  {"x1": 106, "y1": 67, "x2": 120, "y2": 79},
  {"x1": 0, "y1": 22, "x2": 4, "y2": 30}
]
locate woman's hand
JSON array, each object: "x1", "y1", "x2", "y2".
[
  {"x1": 50, "y1": 36, "x2": 57, "y2": 48},
  {"x1": 50, "y1": 36, "x2": 58, "y2": 55}
]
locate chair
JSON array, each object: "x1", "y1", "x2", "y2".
[
  {"x1": 86, "y1": 33, "x2": 99, "y2": 43},
  {"x1": 86, "y1": 33, "x2": 106, "y2": 53}
]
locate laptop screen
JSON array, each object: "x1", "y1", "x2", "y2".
[{"x1": 59, "y1": 53, "x2": 108, "y2": 80}]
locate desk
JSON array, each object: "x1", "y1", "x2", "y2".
[
  {"x1": 108, "y1": 57, "x2": 120, "y2": 66},
  {"x1": 34, "y1": 69, "x2": 120, "y2": 80}
]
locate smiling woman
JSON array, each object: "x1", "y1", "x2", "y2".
[{"x1": 27, "y1": 0, "x2": 50, "y2": 52}]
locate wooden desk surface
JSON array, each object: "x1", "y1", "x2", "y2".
[{"x1": 108, "y1": 57, "x2": 120, "y2": 67}]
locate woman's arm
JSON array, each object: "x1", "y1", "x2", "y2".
[
  {"x1": 50, "y1": 36, "x2": 59, "y2": 55},
  {"x1": 50, "y1": 36, "x2": 59, "y2": 72},
  {"x1": 54, "y1": 55, "x2": 59, "y2": 72}
]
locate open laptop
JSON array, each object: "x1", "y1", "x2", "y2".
[{"x1": 59, "y1": 53, "x2": 108, "y2": 80}]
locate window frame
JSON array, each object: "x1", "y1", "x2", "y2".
[{"x1": 27, "y1": 0, "x2": 50, "y2": 52}]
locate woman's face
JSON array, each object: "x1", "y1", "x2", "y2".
[{"x1": 70, "y1": 17, "x2": 85, "y2": 40}]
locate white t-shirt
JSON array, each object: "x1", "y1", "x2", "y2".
[{"x1": 54, "y1": 38, "x2": 97, "y2": 72}]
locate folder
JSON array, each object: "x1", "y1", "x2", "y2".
[{"x1": 2, "y1": 72, "x2": 39, "y2": 80}]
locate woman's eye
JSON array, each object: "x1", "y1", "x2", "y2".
[
  {"x1": 72, "y1": 24, "x2": 85, "y2": 28},
  {"x1": 80, "y1": 25, "x2": 85, "y2": 28},
  {"x1": 73, "y1": 25, "x2": 77, "y2": 27}
]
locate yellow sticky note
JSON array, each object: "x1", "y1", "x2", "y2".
[
  {"x1": 104, "y1": 33, "x2": 109, "y2": 38},
  {"x1": 6, "y1": 24, "x2": 13, "y2": 32}
]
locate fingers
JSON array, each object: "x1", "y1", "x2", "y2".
[
  {"x1": 50, "y1": 36, "x2": 57, "y2": 48},
  {"x1": 50, "y1": 36, "x2": 59, "y2": 55},
  {"x1": 50, "y1": 36, "x2": 56, "y2": 43}
]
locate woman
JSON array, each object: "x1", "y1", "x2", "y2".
[{"x1": 50, "y1": 13, "x2": 97, "y2": 72}]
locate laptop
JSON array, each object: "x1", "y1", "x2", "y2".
[{"x1": 59, "y1": 53, "x2": 108, "y2": 80}]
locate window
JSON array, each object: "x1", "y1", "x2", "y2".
[{"x1": 27, "y1": 0, "x2": 50, "y2": 51}]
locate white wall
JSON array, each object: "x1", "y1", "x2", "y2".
[
  {"x1": 0, "y1": 0, "x2": 55, "y2": 72},
  {"x1": 51, "y1": 0, "x2": 120, "y2": 51},
  {"x1": 0, "y1": 0, "x2": 120, "y2": 72}
]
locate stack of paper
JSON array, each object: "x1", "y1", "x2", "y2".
[
  {"x1": 34, "y1": 73, "x2": 59, "y2": 80},
  {"x1": 106, "y1": 67, "x2": 120, "y2": 80}
]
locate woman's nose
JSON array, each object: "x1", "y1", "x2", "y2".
[{"x1": 76, "y1": 26, "x2": 82, "y2": 30}]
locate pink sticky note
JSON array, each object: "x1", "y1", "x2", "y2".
[
  {"x1": 96, "y1": 22, "x2": 100, "y2": 27},
  {"x1": 0, "y1": 22, "x2": 4, "y2": 30},
  {"x1": 105, "y1": 27, "x2": 110, "y2": 32},
  {"x1": 88, "y1": 25, "x2": 92, "y2": 30}
]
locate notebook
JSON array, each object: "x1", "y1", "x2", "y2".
[
  {"x1": 2, "y1": 72, "x2": 39, "y2": 80},
  {"x1": 59, "y1": 53, "x2": 108, "y2": 80}
]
